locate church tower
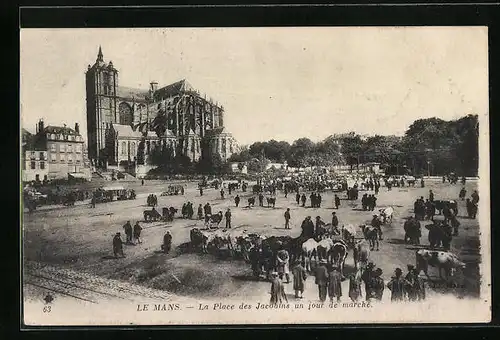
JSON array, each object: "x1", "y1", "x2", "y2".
[{"x1": 85, "y1": 46, "x2": 119, "y2": 164}]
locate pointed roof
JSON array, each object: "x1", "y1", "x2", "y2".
[
  {"x1": 97, "y1": 46, "x2": 103, "y2": 61},
  {"x1": 153, "y1": 79, "x2": 195, "y2": 101},
  {"x1": 111, "y1": 124, "x2": 142, "y2": 138}
]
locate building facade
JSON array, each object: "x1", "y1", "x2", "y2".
[
  {"x1": 21, "y1": 120, "x2": 92, "y2": 181},
  {"x1": 85, "y1": 47, "x2": 237, "y2": 169}
]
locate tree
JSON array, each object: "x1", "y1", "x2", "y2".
[
  {"x1": 197, "y1": 152, "x2": 226, "y2": 175},
  {"x1": 287, "y1": 138, "x2": 315, "y2": 168},
  {"x1": 340, "y1": 135, "x2": 364, "y2": 170}
]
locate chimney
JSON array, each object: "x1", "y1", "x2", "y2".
[
  {"x1": 150, "y1": 81, "x2": 158, "y2": 93},
  {"x1": 75, "y1": 123, "x2": 80, "y2": 134}
]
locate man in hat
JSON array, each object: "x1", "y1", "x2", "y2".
[
  {"x1": 348, "y1": 271, "x2": 363, "y2": 302},
  {"x1": 269, "y1": 272, "x2": 288, "y2": 304},
  {"x1": 301, "y1": 216, "x2": 315, "y2": 239},
  {"x1": 220, "y1": 188, "x2": 225, "y2": 199},
  {"x1": 371, "y1": 268, "x2": 385, "y2": 301},
  {"x1": 301, "y1": 193, "x2": 307, "y2": 207},
  {"x1": 331, "y1": 212, "x2": 339, "y2": 229},
  {"x1": 225, "y1": 208, "x2": 232, "y2": 229},
  {"x1": 284, "y1": 208, "x2": 291, "y2": 230},
  {"x1": 362, "y1": 261, "x2": 376, "y2": 300},
  {"x1": 371, "y1": 214, "x2": 383, "y2": 240},
  {"x1": 328, "y1": 265, "x2": 343, "y2": 303},
  {"x1": 334, "y1": 194, "x2": 341, "y2": 209},
  {"x1": 161, "y1": 231, "x2": 172, "y2": 254},
  {"x1": 292, "y1": 260, "x2": 307, "y2": 298},
  {"x1": 235, "y1": 195, "x2": 240, "y2": 207},
  {"x1": 276, "y1": 248, "x2": 290, "y2": 283},
  {"x1": 315, "y1": 259, "x2": 329, "y2": 303},
  {"x1": 387, "y1": 268, "x2": 406, "y2": 302},
  {"x1": 404, "y1": 264, "x2": 417, "y2": 301},
  {"x1": 133, "y1": 221, "x2": 143, "y2": 244},
  {"x1": 429, "y1": 190, "x2": 434, "y2": 203},
  {"x1": 296, "y1": 192, "x2": 301, "y2": 205},
  {"x1": 113, "y1": 232, "x2": 124, "y2": 258},
  {"x1": 122, "y1": 220, "x2": 133, "y2": 244},
  {"x1": 197, "y1": 204, "x2": 203, "y2": 220}
]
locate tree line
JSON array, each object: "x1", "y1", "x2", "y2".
[
  {"x1": 143, "y1": 114, "x2": 479, "y2": 176},
  {"x1": 227, "y1": 114, "x2": 479, "y2": 176}
]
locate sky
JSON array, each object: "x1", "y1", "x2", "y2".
[{"x1": 20, "y1": 27, "x2": 488, "y2": 145}]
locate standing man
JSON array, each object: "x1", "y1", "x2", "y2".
[
  {"x1": 371, "y1": 268, "x2": 385, "y2": 301},
  {"x1": 276, "y1": 248, "x2": 290, "y2": 283},
  {"x1": 296, "y1": 192, "x2": 301, "y2": 205},
  {"x1": 199, "y1": 186, "x2": 203, "y2": 196},
  {"x1": 429, "y1": 190, "x2": 434, "y2": 202},
  {"x1": 220, "y1": 188, "x2": 225, "y2": 199},
  {"x1": 234, "y1": 195, "x2": 240, "y2": 207},
  {"x1": 284, "y1": 208, "x2": 291, "y2": 230},
  {"x1": 459, "y1": 187, "x2": 467, "y2": 200},
  {"x1": 225, "y1": 208, "x2": 232, "y2": 229},
  {"x1": 122, "y1": 221, "x2": 133, "y2": 244},
  {"x1": 259, "y1": 193, "x2": 265, "y2": 207},
  {"x1": 292, "y1": 260, "x2": 307, "y2": 299},
  {"x1": 315, "y1": 259, "x2": 329, "y2": 303},
  {"x1": 334, "y1": 194, "x2": 341, "y2": 209},
  {"x1": 327, "y1": 265, "x2": 343, "y2": 303},
  {"x1": 161, "y1": 231, "x2": 172, "y2": 254},
  {"x1": 371, "y1": 214, "x2": 383, "y2": 240},
  {"x1": 301, "y1": 194, "x2": 307, "y2": 207},
  {"x1": 197, "y1": 204, "x2": 203, "y2": 220},
  {"x1": 331, "y1": 212, "x2": 340, "y2": 235},
  {"x1": 141, "y1": 179, "x2": 144, "y2": 186},
  {"x1": 90, "y1": 194, "x2": 96, "y2": 208},
  {"x1": 471, "y1": 190, "x2": 480, "y2": 205},
  {"x1": 284, "y1": 187, "x2": 288, "y2": 198},
  {"x1": 387, "y1": 268, "x2": 406, "y2": 302},
  {"x1": 113, "y1": 233, "x2": 124, "y2": 258},
  {"x1": 269, "y1": 272, "x2": 288, "y2": 304},
  {"x1": 133, "y1": 221, "x2": 142, "y2": 244}
]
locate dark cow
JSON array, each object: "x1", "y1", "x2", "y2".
[
  {"x1": 425, "y1": 223, "x2": 452, "y2": 250},
  {"x1": 190, "y1": 228, "x2": 209, "y2": 253},
  {"x1": 143, "y1": 208, "x2": 161, "y2": 222},
  {"x1": 434, "y1": 200, "x2": 458, "y2": 216},
  {"x1": 266, "y1": 197, "x2": 276, "y2": 208},
  {"x1": 415, "y1": 249, "x2": 466, "y2": 280}
]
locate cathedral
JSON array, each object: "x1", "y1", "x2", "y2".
[{"x1": 85, "y1": 47, "x2": 237, "y2": 170}]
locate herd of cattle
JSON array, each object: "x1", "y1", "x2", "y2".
[{"x1": 187, "y1": 201, "x2": 466, "y2": 283}]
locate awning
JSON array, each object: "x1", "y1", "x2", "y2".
[{"x1": 68, "y1": 173, "x2": 88, "y2": 179}]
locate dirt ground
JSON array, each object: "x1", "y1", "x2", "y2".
[{"x1": 23, "y1": 178, "x2": 482, "y2": 304}]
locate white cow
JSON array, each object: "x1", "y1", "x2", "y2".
[
  {"x1": 379, "y1": 207, "x2": 394, "y2": 224},
  {"x1": 415, "y1": 249, "x2": 466, "y2": 280},
  {"x1": 301, "y1": 238, "x2": 318, "y2": 272}
]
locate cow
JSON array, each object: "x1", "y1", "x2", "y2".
[
  {"x1": 247, "y1": 197, "x2": 256, "y2": 208},
  {"x1": 434, "y1": 200, "x2": 458, "y2": 216},
  {"x1": 341, "y1": 224, "x2": 357, "y2": 248},
  {"x1": 206, "y1": 212, "x2": 224, "y2": 229},
  {"x1": 331, "y1": 240, "x2": 348, "y2": 275},
  {"x1": 266, "y1": 197, "x2": 276, "y2": 208},
  {"x1": 415, "y1": 249, "x2": 466, "y2": 280},
  {"x1": 143, "y1": 208, "x2": 161, "y2": 222},
  {"x1": 317, "y1": 238, "x2": 334, "y2": 263},
  {"x1": 379, "y1": 207, "x2": 394, "y2": 224},
  {"x1": 353, "y1": 239, "x2": 371, "y2": 270},
  {"x1": 301, "y1": 238, "x2": 318, "y2": 272},
  {"x1": 190, "y1": 228, "x2": 210, "y2": 253},
  {"x1": 359, "y1": 224, "x2": 379, "y2": 251}
]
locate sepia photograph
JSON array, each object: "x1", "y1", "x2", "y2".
[{"x1": 20, "y1": 27, "x2": 490, "y2": 325}]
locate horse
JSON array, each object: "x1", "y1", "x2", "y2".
[{"x1": 331, "y1": 240, "x2": 349, "y2": 275}]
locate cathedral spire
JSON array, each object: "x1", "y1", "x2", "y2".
[{"x1": 97, "y1": 46, "x2": 103, "y2": 61}]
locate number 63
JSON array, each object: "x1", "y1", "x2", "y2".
[{"x1": 43, "y1": 306, "x2": 51, "y2": 313}]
